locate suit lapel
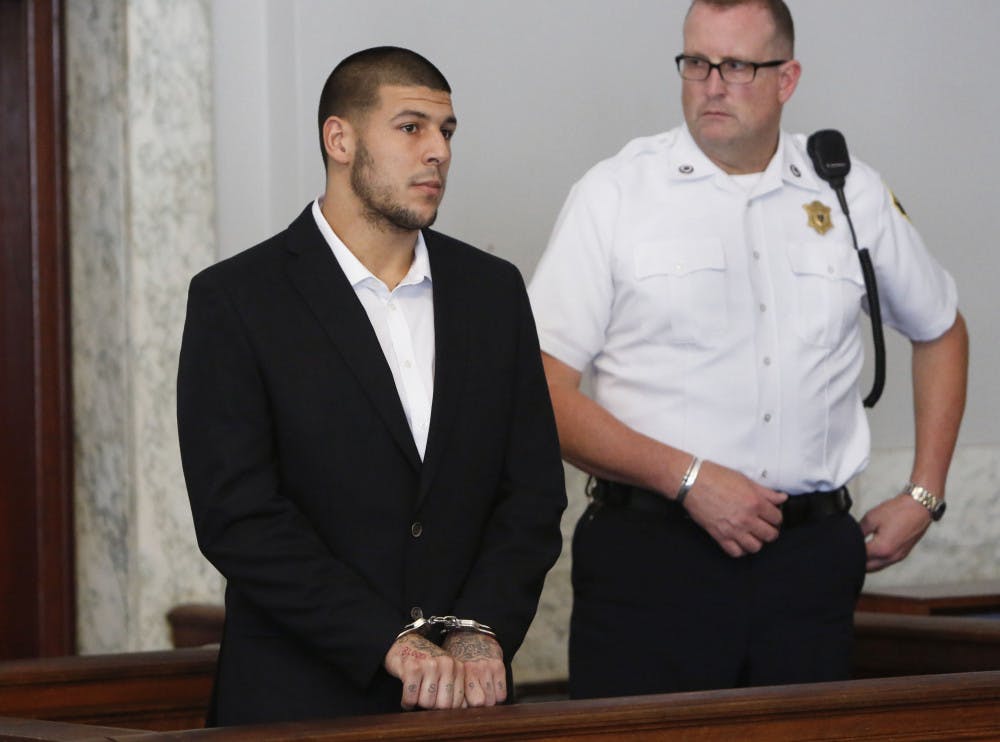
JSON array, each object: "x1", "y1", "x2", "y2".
[
  {"x1": 417, "y1": 233, "x2": 469, "y2": 506},
  {"x1": 282, "y1": 208, "x2": 421, "y2": 471}
]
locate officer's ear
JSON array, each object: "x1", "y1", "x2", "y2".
[{"x1": 777, "y1": 60, "x2": 802, "y2": 105}]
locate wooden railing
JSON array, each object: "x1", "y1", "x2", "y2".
[
  {"x1": 2, "y1": 671, "x2": 999, "y2": 741},
  {"x1": 2, "y1": 610, "x2": 1000, "y2": 738}
]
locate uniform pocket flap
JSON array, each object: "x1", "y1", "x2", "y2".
[
  {"x1": 787, "y1": 241, "x2": 863, "y2": 285},
  {"x1": 635, "y1": 238, "x2": 726, "y2": 278}
]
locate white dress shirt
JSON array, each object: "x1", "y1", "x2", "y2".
[
  {"x1": 528, "y1": 126, "x2": 957, "y2": 494},
  {"x1": 312, "y1": 199, "x2": 435, "y2": 459}
]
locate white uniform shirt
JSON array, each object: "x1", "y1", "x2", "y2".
[
  {"x1": 312, "y1": 199, "x2": 435, "y2": 459},
  {"x1": 528, "y1": 126, "x2": 957, "y2": 494}
]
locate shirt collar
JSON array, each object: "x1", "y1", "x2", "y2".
[
  {"x1": 667, "y1": 126, "x2": 822, "y2": 195},
  {"x1": 665, "y1": 125, "x2": 722, "y2": 182},
  {"x1": 311, "y1": 197, "x2": 432, "y2": 290},
  {"x1": 776, "y1": 131, "x2": 822, "y2": 192}
]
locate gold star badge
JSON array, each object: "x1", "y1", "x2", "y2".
[{"x1": 803, "y1": 200, "x2": 833, "y2": 235}]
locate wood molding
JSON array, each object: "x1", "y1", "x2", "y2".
[
  {"x1": 0, "y1": 0, "x2": 74, "y2": 659},
  {"x1": 0, "y1": 648, "x2": 216, "y2": 731}
]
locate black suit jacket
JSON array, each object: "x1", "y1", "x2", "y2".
[{"x1": 177, "y1": 205, "x2": 566, "y2": 725}]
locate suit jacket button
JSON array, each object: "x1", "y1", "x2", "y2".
[
  {"x1": 410, "y1": 606, "x2": 423, "y2": 620},
  {"x1": 411, "y1": 522, "x2": 423, "y2": 538}
]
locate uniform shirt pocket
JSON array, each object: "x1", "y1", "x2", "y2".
[
  {"x1": 634, "y1": 238, "x2": 727, "y2": 345},
  {"x1": 786, "y1": 241, "x2": 865, "y2": 348}
]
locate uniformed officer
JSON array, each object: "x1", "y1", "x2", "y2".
[{"x1": 528, "y1": 0, "x2": 968, "y2": 698}]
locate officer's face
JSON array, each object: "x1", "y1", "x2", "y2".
[
  {"x1": 348, "y1": 85, "x2": 456, "y2": 232},
  {"x1": 681, "y1": 2, "x2": 799, "y2": 174}
]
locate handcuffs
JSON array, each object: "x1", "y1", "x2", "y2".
[{"x1": 396, "y1": 615, "x2": 496, "y2": 641}]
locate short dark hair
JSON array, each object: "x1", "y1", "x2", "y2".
[
  {"x1": 317, "y1": 46, "x2": 451, "y2": 170},
  {"x1": 687, "y1": 0, "x2": 795, "y2": 56}
]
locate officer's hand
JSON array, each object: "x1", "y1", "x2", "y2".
[
  {"x1": 681, "y1": 460, "x2": 787, "y2": 558},
  {"x1": 384, "y1": 633, "x2": 465, "y2": 710},
  {"x1": 859, "y1": 493, "x2": 933, "y2": 572},
  {"x1": 442, "y1": 630, "x2": 506, "y2": 707}
]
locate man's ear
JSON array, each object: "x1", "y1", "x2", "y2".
[
  {"x1": 777, "y1": 59, "x2": 802, "y2": 105},
  {"x1": 322, "y1": 116, "x2": 353, "y2": 166}
]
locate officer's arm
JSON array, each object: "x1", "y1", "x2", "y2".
[
  {"x1": 542, "y1": 352, "x2": 785, "y2": 558},
  {"x1": 860, "y1": 311, "x2": 968, "y2": 571}
]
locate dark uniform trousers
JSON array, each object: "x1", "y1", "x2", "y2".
[{"x1": 568, "y1": 490, "x2": 868, "y2": 699}]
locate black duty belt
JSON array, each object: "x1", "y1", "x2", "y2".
[{"x1": 589, "y1": 479, "x2": 851, "y2": 530}]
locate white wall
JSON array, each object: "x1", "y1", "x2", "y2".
[{"x1": 212, "y1": 0, "x2": 998, "y2": 449}]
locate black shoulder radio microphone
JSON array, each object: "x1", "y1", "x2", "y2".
[{"x1": 806, "y1": 129, "x2": 885, "y2": 408}]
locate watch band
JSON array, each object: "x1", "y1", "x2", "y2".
[
  {"x1": 396, "y1": 615, "x2": 496, "y2": 641},
  {"x1": 905, "y1": 482, "x2": 946, "y2": 522}
]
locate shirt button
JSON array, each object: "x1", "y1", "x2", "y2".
[
  {"x1": 410, "y1": 606, "x2": 423, "y2": 620},
  {"x1": 411, "y1": 522, "x2": 423, "y2": 538},
  {"x1": 761, "y1": 470, "x2": 769, "y2": 479},
  {"x1": 763, "y1": 413, "x2": 772, "y2": 423},
  {"x1": 388, "y1": 302, "x2": 397, "y2": 311},
  {"x1": 759, "y1": 303, "x2": 767, "y2": 313},
  {"x1": 403, "y1": 360, "x2": 412, "y2": 368},
  {"x1": 753, "y1": 250, "x2": 761, "y2": 260},
  {"x1": 763, "y1": 356, "x2": 772, "y2": 366}
]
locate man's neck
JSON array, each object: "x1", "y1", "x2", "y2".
[
  {"x1": 706, "y1": 144, "x2": 776, "y2": 175},
  {"x1": 320, "y1": 196, "x2": 417, "y2": 291},
  {"x1": 698, "y1": 130, "x2": 781, "y2": 176}
]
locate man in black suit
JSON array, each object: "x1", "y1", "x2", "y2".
[{"x1": 177, "y1": 46, "x2": 566, "y2": 725}]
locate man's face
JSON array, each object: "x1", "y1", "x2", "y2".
[
  {"x1": 349, "y1": 84, "x2": 456, "y2": 232},
  {"x1": 681, "y1": 2, "x2": 798, "y2": 173}
]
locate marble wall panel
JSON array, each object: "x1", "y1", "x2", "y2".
[
  {"x1": 68, "y1": 0, "x2": 222, "y2": 654},
  {"x1": 125, "y1": 0, "x2": 223, "y2": 653},
  {"x1": 67, "y1": 0, "x2": 133, "y2": 655}
]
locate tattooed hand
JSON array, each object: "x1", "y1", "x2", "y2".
[
  {"x1": 383, "y1": 633, "x2": 465, "y2": 710},
  {"x1": 443, "y1": 630, "x2": 506, "y2": 707}
]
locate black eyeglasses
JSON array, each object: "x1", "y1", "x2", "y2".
[{"x1": 675, "y1": 54, "x2": 787, "y2": 84}]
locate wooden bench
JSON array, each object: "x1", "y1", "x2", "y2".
[
  {"x1": 0, "y1": 647, "x2": 215, "y2": 731},
  {"x1": 857, "y1": 579, "x2": 1000, "y2": 616},
  {"x1": 853, "y1": 611, "x2": 1000, "y2": 677}
]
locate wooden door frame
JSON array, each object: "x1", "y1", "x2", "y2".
[{"x1": 0, "y1": 0, "x2": 75, "y2": 658}]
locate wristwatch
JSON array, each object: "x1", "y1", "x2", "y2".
[{"x1": 905, "y1": 482, "x2": 946, "y2": 521}]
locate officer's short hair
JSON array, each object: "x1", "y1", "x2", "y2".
[
  {"x1": 317, "y1": 46, "x2": 451, "y2": 170},
  {"x1": 687, "y1": 0, "x2": 795, "y2": 57}
]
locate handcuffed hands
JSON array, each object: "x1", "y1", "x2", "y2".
[{"x1": 383, "y1": 629, "x2": 505, "y2": 710}]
